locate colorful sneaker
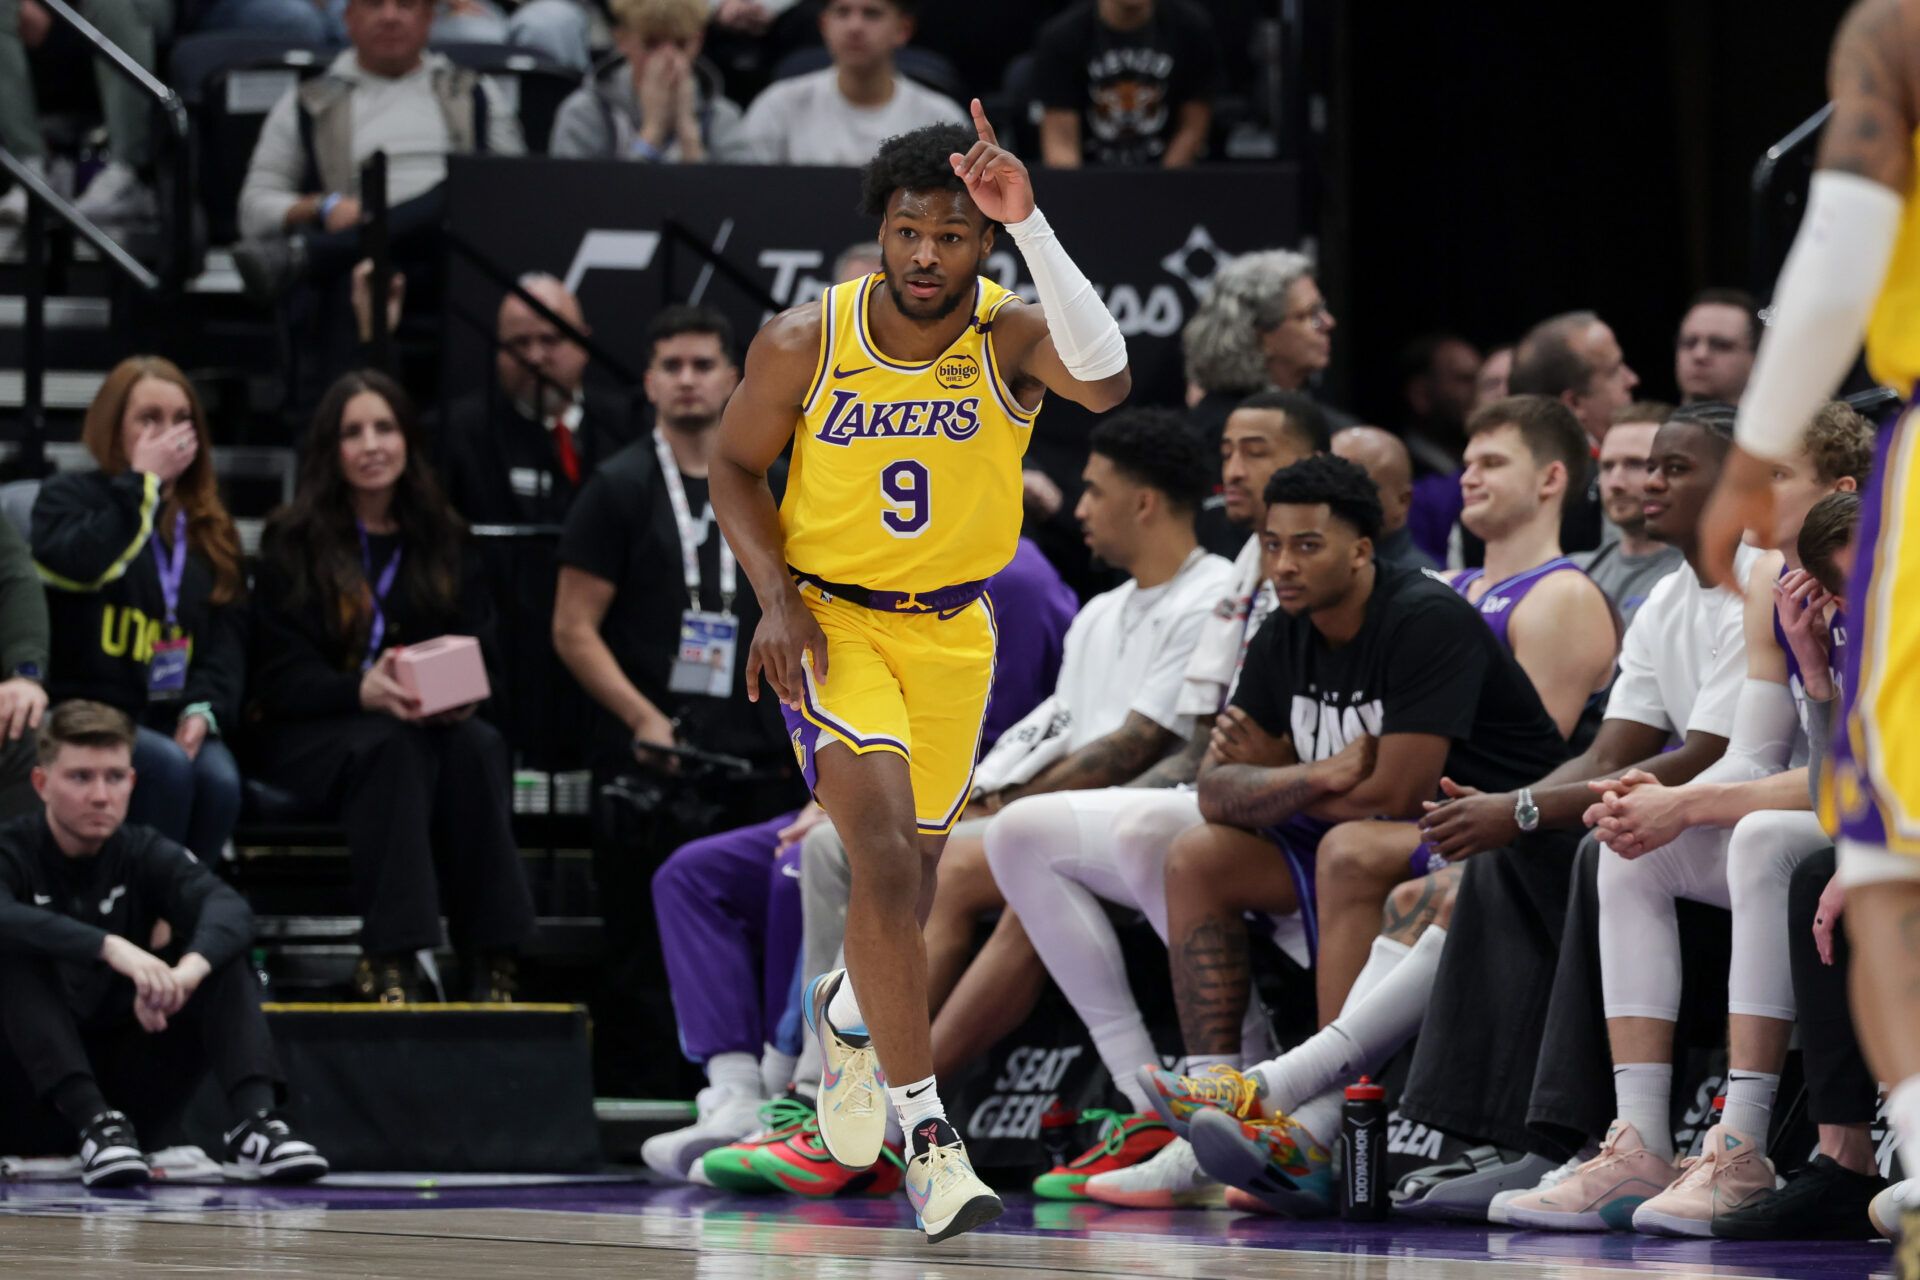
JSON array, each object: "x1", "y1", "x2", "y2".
[
  {"x1": 1631, "y1": 1124, "x2": 1779, "y2": 1237},
  {"x1": 1084, "y1": 1135, "x2": 1225, "y2": 1208},
  {"x1": 1138, "y1": 1063, "x2": 1264, "y2": 1136},
  {"x1": 1489, "y1": 1149, "x2": 1590, "y2": 1225},
  {"x1": 1502, "y1": 1119, "x2": 1676, "y2": 1231},
  {"x1": 696, "y1": 1095, "x2": 817, "y2": 1192},
  {"x1": 803, "y1": 970, "x2": 886, "y2": 1170},
  {"x1": 905, "y1": 1117, "x2": 1002, "y2": 1244},
  {"x1": 642, "y1": 1086, "x2": 766, "y2": 1181},
  {"x1": 748, "y1": 1115, "x2": 904, "y2": 1197},
  {"x1": 1186, "y1": 1106, "x2": 1334, "y2": 1217},
  {"x1": 1872, "y1": 1177, "x2": 1920, "y2": 1240},
  {"x1": 1032, "y1": 1111, "x2": 1174, "y2": 1200}
]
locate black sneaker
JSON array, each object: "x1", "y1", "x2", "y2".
[
  {"x1": 466, "y1": 952, "x2": 517, "y2": 1004},
  {"x1": 223, "y1": 1111, "x2": 330, "y2": 1183},
  {"x1": 1712, "y1": 1154, "x2": 1888, "y2": 1240},
  {"x1": 353, "y1": 953, "x2": 422, "y2": 1004},
  {"x1": 79, "y1": 1111, "x2": 149, "y2": 1188}
]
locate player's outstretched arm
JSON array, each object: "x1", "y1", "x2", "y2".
[
  {"x1": 710, "y1": 306, "x2": 829, "y2": 711},
  {"x1": 950, "y1": 99, "x2": 1132, "y2": 412},
  {"x1": 1701, "y1": 0, "x2": 1915, "y2": 585}
]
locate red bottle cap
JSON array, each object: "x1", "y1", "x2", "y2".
[
  {"x1": 1712, "y1": 1095, "x2": 1726, "y2": 1111},
  {"x1": 1346, "y1": 1074, "x2": 1386, "y2": 1101}
]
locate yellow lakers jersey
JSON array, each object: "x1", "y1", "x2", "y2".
[
  {"x1": 780, "y1": 274, "x2": 1041, "y2": 593},
  {"x1": 1866, "y1": 131, "x2": 1920, "y2": 388}
]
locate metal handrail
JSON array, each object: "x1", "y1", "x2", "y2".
[
  {"x1": 0, "y1": 151, "x2": 161, "y2": 292},
  {"x1": 1751, "y1": 103, "x2": 1832, "y2": 300}
]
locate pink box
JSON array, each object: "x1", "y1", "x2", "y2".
[{"x1": 393, "y1": 635, "x2": 491, "y2": 717}]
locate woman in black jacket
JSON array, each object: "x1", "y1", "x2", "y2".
[
  {"x1": 246, "y1": 370, "x2": 533, "y2": 1003},
  {"x1": 30, "y1": 357, "x2": 247, "y2": 860}
]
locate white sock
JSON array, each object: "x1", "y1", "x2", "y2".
[
  {"x1": 827, "y1": 972, "x2": 867, "y2": 1037},
  {"x1": 1614, "y1": 1063, "x2": 1673, "y2": 1160},
  {"x1": 1291, "y1": 1089, "x2": 1343, "y2": 1146},
  {"x1": 1182, "y1": 1053, "x2": 1238, "y2": 1076},
  {"x1": 1890, "y1": 1076, "x2": 1920, "y2": 1180},
  {"x1": 888, "y1": 1076, "x2": 947, "y2": 1141},
  {"x1": 706, "y1": 1051, "x2": 762, "y2": 1100},
  {"x1": 1251, "y1": 929, "x2": 1442, "y2": 1116},
  {"x1": 1088, "y1": 1017, "x2": 1158, "y2": 1114},
  {"x1": 760, "y1": 1045, "x2": 797, "y2": 1098},
  {"x1": 1721, "y1": 1068, "x2": 1780, "y2": 1140}
]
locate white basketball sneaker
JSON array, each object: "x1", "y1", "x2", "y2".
[
  {"x1": 1083, "y1": 1136, "x2": 1226, "y2": 1208},
  {"x1": 641, "y1": 1087, "x2": 765, "y2": 1181}
]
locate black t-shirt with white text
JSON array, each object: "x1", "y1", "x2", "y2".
[
  {"x1": 1231, "y1": 563, "x2": 1567, "y2": 795},
  {"x1": 1031, "y1": 0, "x2": 1220, "y2": 166}
]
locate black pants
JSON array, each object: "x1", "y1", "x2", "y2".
[
  {"x1": 1522, "y1": 835, "x2": 1735, "y2": 1158},
  {"x1": 1398, "y1": 827, "x2": 1581, "y2": 1154},
  {"x1": 0, "y1": 953, "x2": 281, "y2": 1152},
  {"x1": 0, "y1": 731, "x2": 34, "y2": 822},
  {"x1": 1790, "y1": 847, "x2": 1878, "y2": 1125},
  {"x1": 252, "y1": 713, "x2": 535, "y2": 956}
]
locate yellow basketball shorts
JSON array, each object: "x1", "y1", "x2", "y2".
[{"x1": 778, "y1": 580, "x2": 997, "y2": 836}]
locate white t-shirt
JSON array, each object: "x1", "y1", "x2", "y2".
[
  {"x1": 740, "y1": 68, "x2": 969, "y2": 166},
  {"x1": 1603, "y1": 543, "x2": 1762, "y2": 740},
  {"x1": 1176, "y1": 532, "x2": 1275, "y2": 718},
  {"x1": 973, "y1": 548, "x2": 1235, "y2": 791}
]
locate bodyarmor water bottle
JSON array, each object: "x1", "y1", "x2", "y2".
[{"x1": 1341, "y1": 1075, "x2": 1388, "y2": 1221}]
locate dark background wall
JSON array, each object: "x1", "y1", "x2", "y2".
[{"x1": 1322, "y1": 0, "x2": 1849, "y2": 425}]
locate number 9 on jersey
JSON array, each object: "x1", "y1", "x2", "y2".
[{"x1": 881, "y1": 460, "x2": 930, "y2": 537}]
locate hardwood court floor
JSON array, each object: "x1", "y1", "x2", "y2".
[{"x1": 0, "y1": 1181, "x2": 1895, "y2": 1279}]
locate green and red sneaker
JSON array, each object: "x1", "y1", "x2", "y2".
[
  {"x1": 747, "y1": 1116, "x2": 905, "y2": 1197},
  {"x1": 1032, "y1": 1110, "x2": 1175, "y2": 1201},
  {"x1": 695, "y1": 1096, "x2": 816, "y2": 1193}
]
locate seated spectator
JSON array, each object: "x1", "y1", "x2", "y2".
[
  {"x1": 233, "y1": 0, "x2": 524, "y2": 306},
  {"x1": 1179, "y1": 249, "x2": 1349, "y2": 423},
  {"x1": 832, "y1": 239, "x2": 884, "y2": 283},
  {"x1": 1195, "y1": 390, "x2": 1328, "y2": 558},
  {"x1": 1126, "y1": 454, "x2": 1567, "y2": 1211},
  {"x1": 1509, "y1": 310, "x2": 1640, "y2": 554},
  {"x1": 417, "y1": 0, "x2": 593, "y2": 71},
  {"x1": 31, "y1": 358, "x2": 246, "y2": 862},
  {"x1": 1476, "y1": 343, "x2": 1513, "y2": 408},
  {"x1": 1675, "y1": 287, "x2": 1759, "y2": 405},
  {"x1": 0, "y1": 514, "x2": 47, "y2": 820},
  {"x1": 1577, "y1": 401, "x2": 1684, "y2": 626},
  {"x1": 1331, "y1": 425, "x2": 1438, "y2": 572},
  {"x1": 441, "y1": 275, "x2": 638, "y2": 525},
  {"x1": 1397, "y1": 333, "x2": 1482, "y2": 567},
  {"x1": 247, "y1": 370, "x2": 534, "y2": 1004},
  {"x1": 1033, "y1": 0, "x2": 1219, "y2": 169},
  {"x1": 639, "y1": 537, "x2": 1077, "y2": 1184},
  {"x1": 550, "y1": 0, "x2": 752, "y2": 160},
  {"x1": 1500, "y1": 402, "x2": 1870, "y2": 1235},
  {"x1": 1389, "y1": 405, "x2": 1752, "y2": 1209},
  {"x1": 739, "y1": 0, "x2": 967, "y2": 165},
  {"x1": 0, "y1": 0, "x2": 164, "y2": 228},
  {"x1": 0, "y1": 701, "x2": 326, "y2": 1187}
]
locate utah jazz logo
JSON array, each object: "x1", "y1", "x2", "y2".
[
  {"x1": 814, "y1": 388, "x2": 984, "y2": 446},
  {"x1": 935, "y1": 354, "x2": 980, "y2": 390}
]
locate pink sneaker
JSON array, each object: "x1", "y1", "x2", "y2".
[
  {"x1": 1630, "y1": 1124, "x2": 1779, "y2": 1237},
  {"x1": 1502, "y1": 1120, "x2": 1676, "y2": 1231}
]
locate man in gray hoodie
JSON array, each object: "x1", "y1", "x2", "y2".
[{"x1": 549, "y1": 0, "x2": 751, "y2": 162}]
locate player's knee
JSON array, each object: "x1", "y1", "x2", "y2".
[
  {"x1": 853, "y1": 834, "x2": 924, "y2": 908},
  {"x1": 1318, "y1": 822, "x2": 1382, "y2": 893},
  {"x1": 1164, "y1": 823, "x2": 1227, "y2": 900},
  {"x1": 982, "y1": 794, "x2": 1058, "y2": 879}
]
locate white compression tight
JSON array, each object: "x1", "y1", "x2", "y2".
[
  {"x1": 1598, "y1": 809, "x2": 1832, "y2": 1023},
  {"x1": 985, "y1": 788, "x2": 1277, "y2": 1110}
]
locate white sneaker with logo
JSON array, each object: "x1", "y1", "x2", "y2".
[
  {"x1": 1083, "y1": 1136, "x2": 1226, "y2": 1209},
  {"x1": 641, "y1": 1087, "x2": 765, "y2": 1180}
]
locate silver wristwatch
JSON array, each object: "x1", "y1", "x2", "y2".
[{"x1": 1513, "y1": 787, "x2": 1540, "y2": 833}]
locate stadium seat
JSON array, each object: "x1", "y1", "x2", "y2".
[{"x1": 430, "y1": 41, "x2": 584, "y2": 156}]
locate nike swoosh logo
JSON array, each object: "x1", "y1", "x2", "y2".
[
  {"x1": 781, "y1": 864, "x2": 801, "y2": 879},
  {"x1": 32, "y1": 894, "x2": 51, "y2": 906},
  {"x1": 833, "y1": 364, "x2": 874, "y2": 379},
  {"x1": 904, "y1": 1082, "x2": 933, "y2": 1099}
]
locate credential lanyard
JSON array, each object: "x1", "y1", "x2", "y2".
[
  {"x1": 654, "y1": 433, "x2": 735, "y2": 612},
  {"x1": 151, "y1": 510, "x2": 188, "y2": 625},
  {"x1": 357, "y1": 522, "x2": 404, "y2": 672}
]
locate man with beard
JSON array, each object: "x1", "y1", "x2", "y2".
[
  {"x1": 708, "y1": 111, "x2": 1131, "y2": 1242},
  {"x1": 1578, "y1": 403, "x2": 1685, "y2": 626}
]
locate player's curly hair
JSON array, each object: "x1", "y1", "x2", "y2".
[
  {"x1": 860, "y1": 124, "x2": 987, "y2": 223},
  {"x1": 1262, "y1": 454, "x2": 1384, "y2": 541},
  {"x1": 1089, "y1": 409, "x2": 1212, "y2": 515}
]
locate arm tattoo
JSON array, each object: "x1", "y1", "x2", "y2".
[
  {"x1": 1197, "y1": 762, "x2": 1324, "y2": 828},
  {"x1": 1004, "y1": 713, "x2": 1177, "y2": 802},
  {"x1": 1127, "y1": 730, "x2": 1207, "y2": 789},
  {"x1": 1172, "y1": 916, "x2": 1250, "y2": 1056},
  {"x1": 1822, "y1": 0, "x2": 1914, "y2": 182},
  {"x1": 1380, "y1": 864, "x2": 1461, "y2": 947}
]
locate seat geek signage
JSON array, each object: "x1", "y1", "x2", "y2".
[{"x1": 443, "y1": 157, "x2": 1303, "y2": 409}]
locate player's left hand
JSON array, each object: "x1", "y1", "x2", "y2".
[
  {"x1": 950, "y1": 99, "x2": 1035, "y2": 225},
  {"x1": 1418, "y1": 779, "x2": 1518, "y2": 861},
  {"x1": 1699, "y1": 445, "x2": 1774, "y2": 589}
]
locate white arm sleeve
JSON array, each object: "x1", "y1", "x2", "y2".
[
  {"x1": 1735, "y1": 170, "x2": 1904, "y2": 459},
  {"x1": 1003, "y1": 207, "x2": 1129, "y2": 381},
  {"x1": 1711, "y1": 677, "x2": 1801, "y2": 781}
]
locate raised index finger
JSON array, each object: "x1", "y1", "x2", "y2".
[{"x1": 971, "y1": 98, "x2": 999, "y2": 148}]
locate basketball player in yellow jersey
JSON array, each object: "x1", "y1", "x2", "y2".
[
  {"x1": 710, "y1": 105, "x2": 1130, "y2": 1243},
  {"x1": 1700, "y1": 0, "x2": 1920, "y2": 1257}
]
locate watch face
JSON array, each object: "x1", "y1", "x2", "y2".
[{"x1": 12, "y1": 663, "x2": 40, "y2": 681}]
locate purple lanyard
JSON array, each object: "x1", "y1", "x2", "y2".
[
  {"x1": 356, "y1": 523, "x2": 403, "y2": 672},
  {"x1": 151, "y1": 510, "x2": 188, "y2": 625}
]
